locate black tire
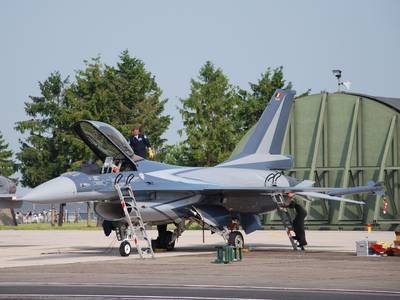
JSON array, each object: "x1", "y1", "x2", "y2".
[
  {"x1": 151, "y1": 238, "x2": 160, "y2": 250},
  {"x1": 164, "y1": 231, "x2": 175, "y2": 251},
  {"x1": 119, "y1": 240, "x2": 131, "y2": 257},
  {"x1": 228, "y1": 231, "x2": 244, "y2": 248},
  {"x1": 152, "y1": 231, "x2": 175, "y2": 251}
]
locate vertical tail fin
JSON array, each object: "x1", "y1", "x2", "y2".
[
  {"x1": 238, "y1": 89, "x2": 296, "y2": 156},
  {"x1": 218, "y1": 89, "x2": 296, "y2": 170}
]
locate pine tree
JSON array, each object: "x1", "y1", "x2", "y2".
[
  {"x1": 16, "y1": 51, "x2": 172, "y2": 187},
  {"x1": 68, "y1": 50, "x2": 171, "y2": 149},
  {"x1": 0, "y1": 131, "x2": 16, "y2": 177},
  {"x1": 15, "y1": 72, "x2": 80, "y2": 187},
  {"x1": 170, "y1": 65, "x2": 291, "y2": 167},
  {"x1": 239, "y1": 66, "x2": 290, "y2": 131},
  {"x1": 179, "y1": 61, "x2": 242, "y2": 166}
]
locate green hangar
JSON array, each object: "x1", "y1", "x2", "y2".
[{"x1": 264, "y1": 92, "x2": 400, "y2": 231}]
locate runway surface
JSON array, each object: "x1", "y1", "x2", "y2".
[
  {"x1": 0, "y1": 229, "x2": 395, "y2": 268},
  {"x1": 0, "y1": 230, "x2": 399, "y2": 299},
  {"x1": 1, "y1": 282, "x2": 399, "y2": 300}
]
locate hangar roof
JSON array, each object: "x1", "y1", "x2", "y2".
[{"x1": 342, "y1": 92, "x2": 400, "y2": 112}]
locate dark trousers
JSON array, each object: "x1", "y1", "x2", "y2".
[{"x1": 292, "y1": 202, "x2": 307, "y2": 246}]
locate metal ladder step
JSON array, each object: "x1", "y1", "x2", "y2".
[
  {"x1": 114, "y1": 179, "x2": 155, "y2": 259},
  {"x1": 272, "y1": 194, "x2": 299, "y2": 251}
]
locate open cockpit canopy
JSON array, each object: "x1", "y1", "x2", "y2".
[{"x1": 73, "y1": 120, "x2": 139, "y2": 170}]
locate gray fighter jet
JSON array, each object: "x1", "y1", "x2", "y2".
[{"x1": 0, "y1": 89, "x2": 384, "y2": 255}]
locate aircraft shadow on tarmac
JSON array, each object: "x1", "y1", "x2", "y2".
[
  {"x1": 10, "y1": 243, "x2": 343, "y2": 262},
  {"x1": 91, "y1": 242, "x2": 336, "y2": 253}
]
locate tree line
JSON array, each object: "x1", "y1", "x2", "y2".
[{"x1": 0, "y1": 50, "x2": 292, "y2": 188}]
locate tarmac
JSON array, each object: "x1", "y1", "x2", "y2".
[{"x1": 0, "y1": 229, "x2": 399, "y2": 299}]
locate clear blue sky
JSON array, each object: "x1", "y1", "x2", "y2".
[{"x1": 1, "y1": 0, "x2": 399, "y2": 154}]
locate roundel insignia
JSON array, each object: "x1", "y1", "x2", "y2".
[{"x1": 275, "y1": 92, "x2": 284, "y2": 101}]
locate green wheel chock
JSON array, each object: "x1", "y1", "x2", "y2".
[{"x1": 213, "y1": 246, "x2": 243, "y2": 264}]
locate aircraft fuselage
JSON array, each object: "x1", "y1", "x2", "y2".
[{"x1": 21, "y1": 167, "x2": 294, "y2": 225}]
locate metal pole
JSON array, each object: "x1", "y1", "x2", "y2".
[
  {"x1": 58, "y1": 203, "x2": 65, "y2": 226},
  {"x1": 202, "y1": 220, "x2": 205, "y2": 243},
  {"x1": 51, "y1": 204, "x2": 55, "y2": 227},
  {"x1": 87, "y1": 201, "x2": 93, "y2": 227},
  {"x1": 87, "y1": 202, "x2": 90, "y2": 227}
]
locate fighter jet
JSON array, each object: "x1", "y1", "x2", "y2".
[{"x1": 0, "y1": 89, "x2": 384, "y2": 256}]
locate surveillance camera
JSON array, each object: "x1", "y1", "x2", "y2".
[{"x1": 332, "y1": 69, "x2": 342, "y2": 79}]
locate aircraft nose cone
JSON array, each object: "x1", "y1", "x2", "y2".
[{"x1": 21, "y1": 176, "x2": 77, "y2": 203}]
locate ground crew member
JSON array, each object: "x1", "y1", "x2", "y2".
[
  {"x1": 129, "y1": 127, "x2": 154, "y2": 159},
  {"x1": 289, "y1": 201, "x2": 308, "y2": 247}
]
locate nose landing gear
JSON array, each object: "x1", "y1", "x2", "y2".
[{"x1": 119, "y1": 240, "x2": 132, "y2": 257}]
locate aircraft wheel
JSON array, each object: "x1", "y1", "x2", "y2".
[
  {"x1": 228, "y1": 231, "x2": 244, "y2": 248},
  {"x1": 119, "y1": 240, "x2": 131, "y2": 257},
  {"x1": 152, "y1": 231, "x2": 175, "y2": 251},
  {"x1": 164, "y1": 231, "x2": 175, "y2": 251},
  {"x1": 151, "y1": 238, "x2": 160, "y2": 250}
]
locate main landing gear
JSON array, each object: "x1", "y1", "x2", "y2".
[
  {"x1": 151, "y1": 224, "x2": 175, "y2": 251},
  {"x1": 227, "y1": 231, "x2": 244, "y2": 248},
  {"x1": 224, "y1": 222, "x2": 244, "y2": 248}
]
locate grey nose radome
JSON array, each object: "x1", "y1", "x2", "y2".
[{"x1": 21, "y1": 176, "x2": 77, "y2": 204}]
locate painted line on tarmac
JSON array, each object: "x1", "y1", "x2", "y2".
[
  {"x1": 0, "y1": 282, "x2": 399, "y2": 296},
  {"x1": 0, "y1": 294, "x2": 272, "y2": 300}
]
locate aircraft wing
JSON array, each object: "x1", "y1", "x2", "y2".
[
  {"x1": 140, "y1": 171, "x2": 383, "y2": 204},
  {"x1": 273, "y1": 180, "x2": 384, "y2": 199},
  {"x1": 202, "y1": 181, "x2": 384, "y2": 205},
  {"x1": 0, "y1": 194, "x2": 22, "y2": 208},
  {"x1": 295, "y1": 192, "x2": 365, "y2": 204}
]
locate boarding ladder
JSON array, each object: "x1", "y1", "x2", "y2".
[
  {"x1": 114, "y1": 173, "x2": 155, "y2": 259},
  {"x1": 266, "y1": 172, "x2": 299, "y2": 251},
  {"x1": 271, "y1": 193, "x2": 300, "y2": 251}
]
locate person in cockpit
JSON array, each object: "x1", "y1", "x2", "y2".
[{"x1": 128, "y1": 127, "x2": 154, "y2": 159}]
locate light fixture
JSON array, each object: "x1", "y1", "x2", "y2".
[{"x1": 332, "y1": 69, "x2": 351, "y2": 92}]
